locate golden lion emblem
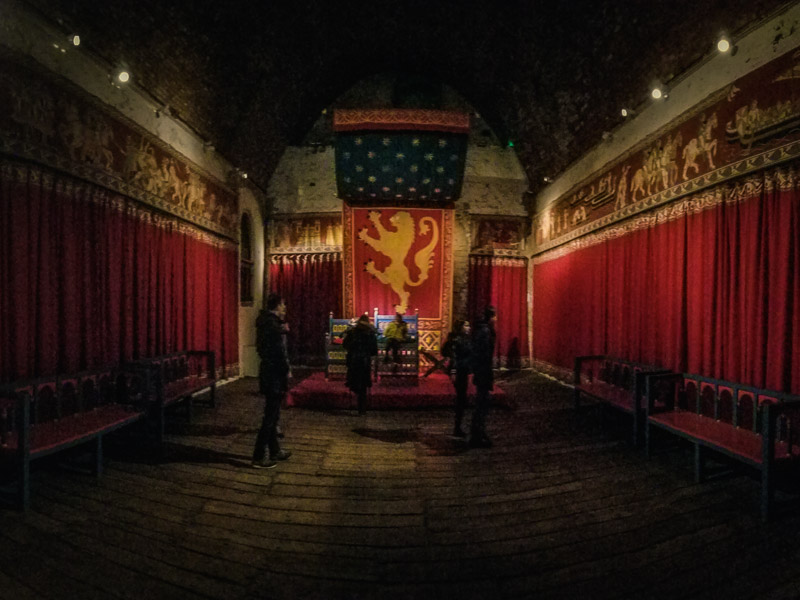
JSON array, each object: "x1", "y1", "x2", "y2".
[{"x1": 358, "y1": 210, "x2": 439, "y2": 314}]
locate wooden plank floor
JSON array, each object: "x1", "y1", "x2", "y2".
[{"x1": 2, "y1": 371, "x2": 800, "y2": 600}]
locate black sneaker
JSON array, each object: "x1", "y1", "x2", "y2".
[
  {"x1": 271, "y1": 450, "x2": 292, "y2": 461},
  {"x1": 251, "y1": 458, "x2": 278, "y2": 469}
]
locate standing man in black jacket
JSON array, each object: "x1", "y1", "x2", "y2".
[
  {"x1": 252, "y1": 293, "x2": 292, "y2": 469},
  {"x1": 470, "y1": 306, "x2": 497, "y2": 448},
  {"x1": 343, "y1": 314, "x2": 378, "y2": 415}
]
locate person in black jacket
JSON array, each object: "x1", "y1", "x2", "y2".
[
  {"x1": 343, "y1": 314, "x2": 378, "y2": 415},
  {"x1": 470, "y1": 306, "x2": 497, "y2": 448},
  {"x1": 442, "y1": 319, "x2": 472, "y2": 438},
  {"x1": 252, "y1": 293, "x2": 292, "y2": 469}
]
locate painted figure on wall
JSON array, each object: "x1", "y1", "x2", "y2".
[
  {"x1": 614, "y1": 165, "x2": 630, "y2": 211},
  {"x1": 683, "y1": 112, "x2": 718, "y2": 180}
]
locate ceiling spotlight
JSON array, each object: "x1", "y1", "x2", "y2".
[
  {"x1": 69, "y1": 34, "x2": 81, "y2": 46},
  {"x1": 241, "y1": 172, "x2": 248, "y2": 179},
  {"x1": 117, "y1": 70, "x2": 130, "y2": 83},
  {"x1": 543, "y1": 176, "x2": 552, "y2": 183},
  {"x1": 651, "y1": 83, "x2": 668, "y2": 100},
  {"x1": 717, "y1": 34, "x2": 737, "y2": 55},
  {"x1": 621, "y1": 107, "x2": 632, "y2": 117}
]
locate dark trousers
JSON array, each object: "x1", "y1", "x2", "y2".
[
  {"x1": 453, "y1": 369, "x2": 469, "y2": 430},
  {"x1": 384, "y1": 338, "x2": 403, "y2": 362},
  {"x1": 470, "y1": 384, "x2": 492, "y2": 440},
  {"x1": 253, "y1": 387, "x2": 284, "y2": 461},
  {"x1": 355, "y1": 387, "x2": 368, "y2": 414}
]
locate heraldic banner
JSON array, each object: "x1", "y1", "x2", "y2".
[{"x1": 343, "y1": 205, "x2": 453, "y2": 353}]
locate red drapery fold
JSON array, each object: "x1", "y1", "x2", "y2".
[
  {"x1": 533, "y1": 165, "x2": 800, "y2": 394},
  {"x1": 0, "y1": 161, "x2": 239, "y2": 382},
  {"x1": 269, "y1": 252, "x2": 342, "y2": 366},
  {"x1": 467, "y1": 256, "x2": 530, "y2": 367}
]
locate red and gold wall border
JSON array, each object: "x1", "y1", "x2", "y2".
[
  {"x1": 0, "y1": 50, "x2": 238, "y2": 240},
  {"x1": 535, "y1": 47, "x2": 800, "y2": 254},
  {"x1": 333, "y1": 109, "x2": 470, "y2": 134},
  {"x1": 1, "y1": 160, "x2": 237, "y2": 250},
  {"x1": 269, "y1": 213, "x2": 343, "y2": 255},
  {"x1": 534, "y1": 163, "x2": 796, "y2": 265}
]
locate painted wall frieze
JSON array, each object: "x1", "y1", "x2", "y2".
[
  {"x1": 0, "y1": 51, "x2": 238, "y2": 240},
  {"x1": 535, "y1": 47, "x2": 800, "y2": 253}
]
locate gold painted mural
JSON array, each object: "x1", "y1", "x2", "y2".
[
  {"x1": 535, "y1": 47, "x2": 800, "y2": 252},
  {"x1": 471, "y1": 216, "x2": 525, "y2": 254},
  {"x1": 270, "y1": 214, "x2": 343, "y2": 252},
  {"x1": 0, "y1": 53, "x2": 238, "y2": 239}
]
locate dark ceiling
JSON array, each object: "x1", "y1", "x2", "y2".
[{"x1": 26, "y1": 0, "x2": 792, "y2": 198}]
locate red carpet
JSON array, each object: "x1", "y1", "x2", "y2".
[{"x1": 287, "y1": 372, "x2": 507, "y2": 410}]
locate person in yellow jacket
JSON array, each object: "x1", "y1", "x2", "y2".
[{"x1": 383, "y1": 312, "x2": 408, "y2": 364}]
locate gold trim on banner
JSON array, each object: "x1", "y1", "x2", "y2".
[{"x1": 343, "y1": 204, "x2": 453, "y2": 349}]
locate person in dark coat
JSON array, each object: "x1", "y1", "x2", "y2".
[
  {"x1": 470, "y1": 306, "x2": 497, "y2": 448},
  {"x1": 252, "y1": 293, "x2": 292, "y2": 468},
  {"x1": 343, "y1": 314, "x2": 378, "y2": 415},
  {"x1": 442, "y1": 319, "x2": 472, "y2": 438}
]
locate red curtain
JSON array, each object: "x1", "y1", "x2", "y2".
[
  {"x1": 0, "y1": 161, "x2": 239, "y2": 383},
  {"x1": 533, "y1": 164, "x2": 800, "y2": 394},
  {"x1": 269, "y1": 253, "x2": 342, "y2": 366},
  {"x1": 468, "y1": 256, "x2": 530, "y2": 367}
]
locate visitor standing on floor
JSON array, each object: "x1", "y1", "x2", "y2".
[
  {"x1": 343, "y1": 314, "x2": 378, "y2": 415},
  {"x1": 252, "y1": 293, "x2": 292, "y2": 469},
  {"x1": 442, "y1": 319, "x2": 472, "y2": 438},
  {"x1": 470, "y1": 306, "x2": 497, "y2": 448}
]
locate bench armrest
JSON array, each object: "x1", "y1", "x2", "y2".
[
  {"x1": 645, "y1": 372, "x2": 682, "y2": 415},
  {"x1": 574, "y1": 355, "x2": 608, "y2": 385},
  {"x1": 186, "y1": 350, "x2": 216, "y2": 379}
]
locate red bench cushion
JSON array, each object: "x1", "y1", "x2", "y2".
[
  {"x1": 163, "y1": 377, "x2": 214, "y2": 406},
  {"x1": 579, "y1": 381, "x2": 636, "y2": 412},
  {"x1": 650, "y1": 411, "x2": 799, "y2": 464},
  {"x1": 0, "y1": 404, "x2": 143, "y2": 456}
]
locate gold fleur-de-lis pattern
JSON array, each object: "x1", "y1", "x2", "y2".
[{"x1": 335, "y1": 131, "x2": 467, "y2": 202}]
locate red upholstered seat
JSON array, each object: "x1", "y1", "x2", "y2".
[
  {"x1": 579, "y1": 381, "x2": 636, "y2": 412},
  {"x1": 0, "y1": 404, "x2": 142, "y2": 456},
  {"x1": 163, "y1": 377, "x2": 214, "y2": 405},
  {"x1": 649, "y1": 410, "x2": 799, "y2": 464}
]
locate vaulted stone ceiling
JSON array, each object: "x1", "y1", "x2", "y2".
[{"x1": 26, "y1": 0, "x2": 791, "y2": 198}]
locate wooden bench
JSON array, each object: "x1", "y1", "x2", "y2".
[
  {"x1": 0, "y1": 367, "x2": 148, "y2": 510},
  {"x1": 130, "y1": 351, "x2": 216, "y2": 443},
  {"x1": 645, "y1": 372, "x2": 800, "y2": 521},
  {"x1": 574, "y1": 355, "x2": 667, "y2": 445}
]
